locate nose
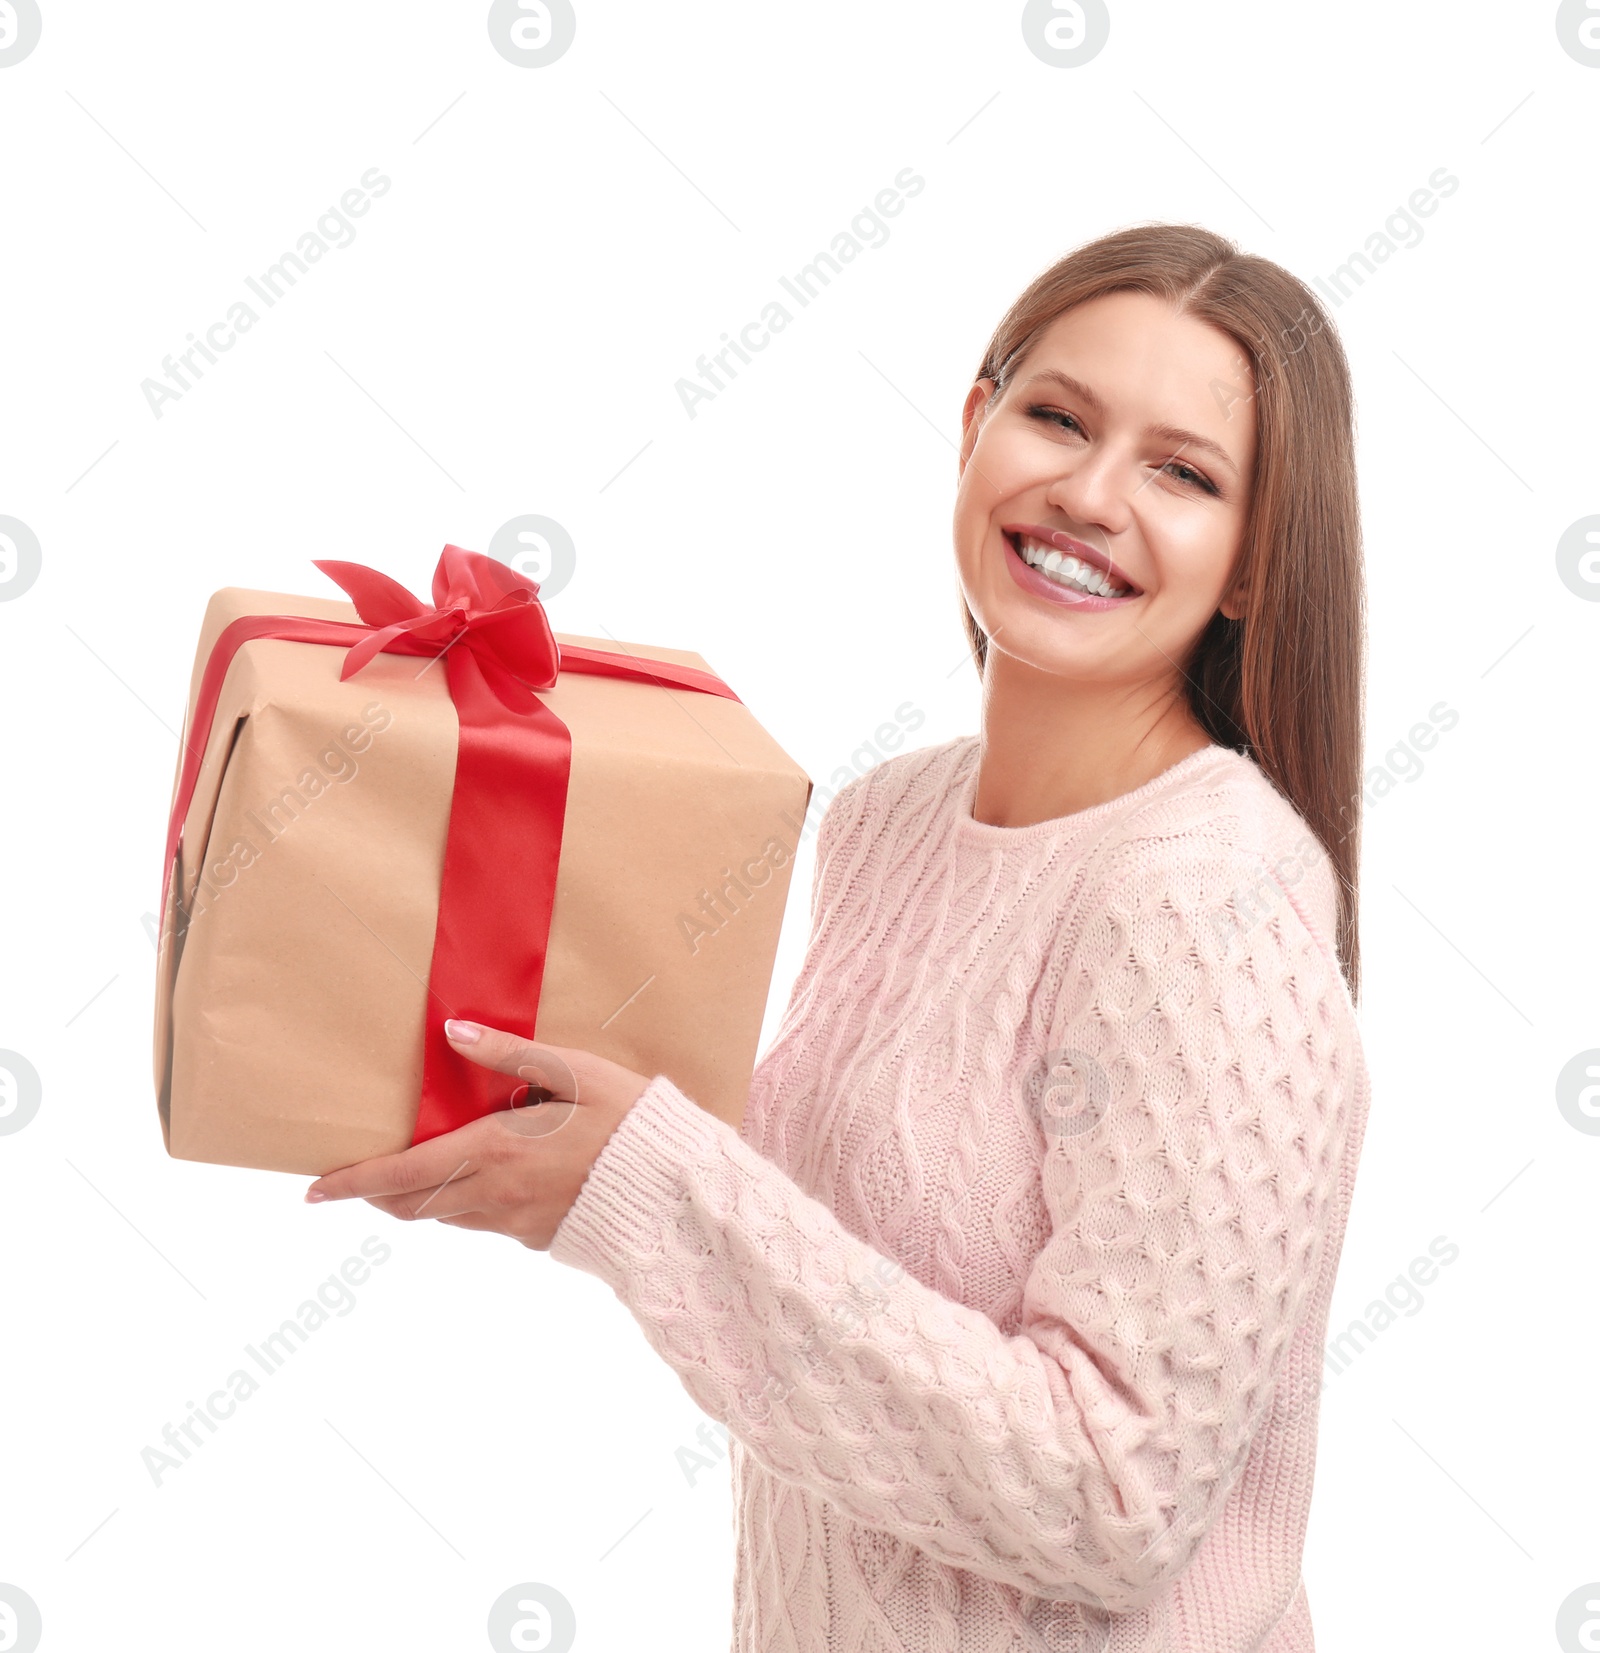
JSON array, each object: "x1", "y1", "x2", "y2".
[{"x1": 1041, "y1": 442, "x2": 1134, "y2": 545}]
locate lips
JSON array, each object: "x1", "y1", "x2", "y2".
[
  {"x1": 1001, "y1": 534, "x2": 1137, "y2": 612},
  {"x1": 1000, "y1": 523, "x2": 1142, "y2": 595}
]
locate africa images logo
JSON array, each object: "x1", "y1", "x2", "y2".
[{"x1": 0, "y1": 0, "x2": 42, "y2": 68}]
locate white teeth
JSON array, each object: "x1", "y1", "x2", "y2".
[{"x1": 1015, "y1": 536, "x2": 1131, "y2": 598}]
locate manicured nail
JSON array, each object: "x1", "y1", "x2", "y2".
[
  {"x1": 444, "y1": 1018, "x2": 482, "y2": 1044},
  {"x1": 304, "y1": 1188, "x2": 327, "y2": 1203}
]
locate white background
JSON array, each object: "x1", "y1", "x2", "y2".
[{"x1": 1, "y1": 3, "x2": 1596, "y2": 1649}]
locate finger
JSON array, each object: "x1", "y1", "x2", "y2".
[
  {"x1": 443, "y1": 1021, "x2": 583, "y2": 1101},
  {"x1": 306, "y1": 1137, "x2": 480, "y2": 1205},
  {"x1": 362, "y1": 1171, "x2": 486, "y2": 1223},
  {"x1": 433, "y1": 1211, "x2": 506, "y2": 1232},
  {"x1": 496, "y1": 1095, "x2": 579, "y2": 1141},
  {"x1": 435, "y1": 1211, "x2": 539, "y2": 1247}
]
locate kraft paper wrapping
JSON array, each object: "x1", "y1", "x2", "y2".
[{"x1": 152, "y1": 585, "x2": 812, "y2": 1175}]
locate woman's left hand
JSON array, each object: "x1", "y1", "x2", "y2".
[{"x1": 303, "y1": 1019, "x2": 653, "y2": 1250}]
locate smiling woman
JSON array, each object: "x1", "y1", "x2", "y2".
[
  {"x1": 954, "y1": 229, "x2": 1365, "y2": 990},
  {"x1": 309, "y1": 223, "x2": 1372, "y2": 1653}
]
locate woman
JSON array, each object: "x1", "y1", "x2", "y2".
[{"x1": 308, "y1": 223, "x2": 1372, "y2": 1652}]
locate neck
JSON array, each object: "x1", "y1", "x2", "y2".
[{"x1": 970, "y1": 647, "x2": 1215, "y2": 828}]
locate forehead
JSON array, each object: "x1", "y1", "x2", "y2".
[{"x1": 1013, "y1": 291, "x2": 1257, "y2": 471}]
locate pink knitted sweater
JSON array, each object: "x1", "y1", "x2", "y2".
[{"x1": 549, "y1": 734, "x2": 1370, "y2": 1652}]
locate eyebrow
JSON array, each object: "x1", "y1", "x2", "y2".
[{"x1": 1017, "y1": 367, "x2": 1242, "y2": 477}]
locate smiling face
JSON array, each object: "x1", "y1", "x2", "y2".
[{"x1": 954, "y1": 289, "x2": 1257, "y2": 699}]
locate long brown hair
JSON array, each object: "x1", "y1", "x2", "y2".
[{"x1": 963, "y1": 223, "x2": 1366, "y2": 1002}]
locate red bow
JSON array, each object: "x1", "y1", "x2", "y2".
[{"x1": 313, "y1": 545, "x2": 562, "y2": 708}]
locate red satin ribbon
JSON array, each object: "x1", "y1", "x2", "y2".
[{"x1": 160, "y1": 545, "x2": 740, "y2": 1146}]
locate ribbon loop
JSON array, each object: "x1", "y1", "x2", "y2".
[{"x1": 314, "y1": 545, "x2": 562, "y2": 698}]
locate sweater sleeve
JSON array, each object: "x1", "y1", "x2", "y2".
[{"x1": 546, "y1": 842, "x2": 1360, "y2": 1612}]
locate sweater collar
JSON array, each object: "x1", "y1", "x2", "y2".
[{"x1": 951, "y1": 736, "x2": 1237, "y2": 845}]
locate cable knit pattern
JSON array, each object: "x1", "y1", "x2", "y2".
[{"x1": 549, "y1": 735, "x2": 1370, "y2": 1653}]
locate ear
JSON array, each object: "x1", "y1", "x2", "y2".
[
  {"x1": 958, "y1": 379, "x2": 996, "y2": 479},
  {"x1": 1218, "y1": 554, "x2": 1249, "y2": 621}
]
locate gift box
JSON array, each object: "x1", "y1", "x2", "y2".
[{"x1": 152, "y1": 546, "x2": 812, "y2": 1175}]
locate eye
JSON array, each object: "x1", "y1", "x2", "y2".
[
  {"x1": 1163, "y1": 458, "x2": 1220, "y2": 497},
  {"x1": 1024, "y1": 404, "x2": 1084, "y2": 435}
]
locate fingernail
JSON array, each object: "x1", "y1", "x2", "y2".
[
  {"x1": 304, "y1": 1188, "x2": 327, "y2": 1203},
  {"x1": 444, "y1": 1018, "x2": 481, "y2": 1044}
]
